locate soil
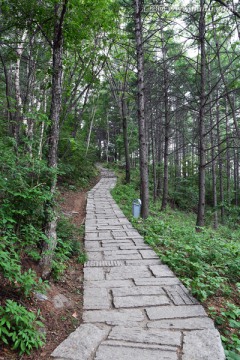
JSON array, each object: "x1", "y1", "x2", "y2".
[{"x1": 0, "y1": 177, "x2": 100, "y2": 360}]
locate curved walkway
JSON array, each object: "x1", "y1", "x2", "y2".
[{"x1": 51, "y1": 170, "x2": 225, "y2": 360}]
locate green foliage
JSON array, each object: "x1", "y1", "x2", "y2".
[
  {"x1": 0, "y1": 142, "x2": 50, "y2": 296},
  {"x1": 0, "y1": 300, "x2": 45, "y2": 355},
  {"x1": 209, "y1": 302, "x2": 240, "y2": 357},
  {"x1": 52, "y1": 217, "x2": 87, "y2": 280},
  {"x1": 58, "y1": 134, "x2": 98, "y2": 188}
]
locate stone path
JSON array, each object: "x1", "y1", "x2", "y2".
[{"x1": 51, "y1": 169, "x2": 225, "y2": 360}]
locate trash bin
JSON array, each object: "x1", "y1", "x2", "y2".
[{"x1": 132, "y1": 199, "x2": 141, "y2": 218}]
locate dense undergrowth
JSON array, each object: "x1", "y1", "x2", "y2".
[
  {"x1": 0, "y1": 139, "x2": 95, "y2": 355},
  {"x1": 111, "y1": 167, "x2": 240, "y2": 359}
]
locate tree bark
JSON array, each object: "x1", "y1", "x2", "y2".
[
  {"x1": 134, "y1": 0, "x2": 149, "y2": 219},
  {"x1": 40, "y1": 0, "x2": 68, "y2": 279},
  {"x1": 161, "y1": 42, "x2": 170, "y2": 211},
  {"x1": 196, "y1": 0, "x2": 206, "y2": 230},
  {"x1": 121, "y1": 96, "x2": 131, "y2": 183}
]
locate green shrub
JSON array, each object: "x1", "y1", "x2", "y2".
[{"x1": 0, "y1": 300, "x2": 45, "y2": 355}]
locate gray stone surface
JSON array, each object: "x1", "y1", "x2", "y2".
[
  {"x1": 85, "y1": 260, "x2": 124, "y2": 267},
  {"x1": 109, "y1": 326, "x2": 181, "y2": 346},
  {"x1": 163, "y1": 285, "x2": 199, "y2": 305},
  {"x1": 126, "y1": 259, "x2": 162, "y2": 265},
  {"x1": 84, "y1": 267, "x2": 105, "y2": 281},
  {"x1": 100, "y1": 340, "x2": 177, "y2": 351},
  {"x1": 139, "y1": 250, "x2": 160, "y2": 259},
  {"x1": 95, "y1": 344, "x2": 178, "y2": 360},
  {"x1": 51, "y1": 169, "x2": 225, "y2": 360},
  {"x1": 53, "y1": 294, "x2": 72, "y2": 309},
  {"x1": 113, "y1": 294, "x2": 170, "y2": 308},
  {"x1": 83, "y1": 288, "x2": 110, "y2": 310},
  {"x1": 182, "y1": 329, "x2": 225, "y2": 359},
  {"x1": 106, "y1": 265, "x2": 151, "y2": 280},
  {"x1": 51, "y1": 324, "x2": 110, "y2": 359},
  {"x1": 85, "y1": 279, "x2": 133, "y2": 288},
  {"x1": 134, "y1": 277, "x2": 181, "y2": 286},
  {"x1": 103, "y1": 250, "x2": 142, "y2": 260},
  {"x1": 146, "y1": 305, "x2": 207, "y2": 320},
  {"x1": 150, "y1": 265, "x2": 175, "y2": 277},
  {"x1": 112, "y1": 286, "x2": 165, "y2": 297},
  {"x1": 83, "y1": 309, "x2": 145, "y2": 324},
  {"x1": 147, "y1": 317, "x2": 215, "y2": 330}
]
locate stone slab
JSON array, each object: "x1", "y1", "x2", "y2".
[
  {"x1": 163, "y1": 285, "x2": 199, "y2": 305},
  {"x1": 51, "y1": 323, "x2": 110, "y2": 360},
  {"x1": 126, "y1": 259, "x2": 162, "y2": 265},
  {"x1": 134, "y1": 278, "x2": 181, "y2": 286},
  {"x1": 84, "y1": 241, "x2": 101, "y2": 250},
  {"x1": 147, "y1": 317, "x2": 215, "y2": 330},
  {"x1": 85, "y1": 279, "x2": 133, "y2": 288},
  {"x1": 150, "y1": 265, "x2": 175, "y2": 277},
  {"x1": 87, "y1": 252, "x2": 103, "y2": 261},
  {"x1": 146, "y1": 305, "x2": 207, "y2": 320},
  {"x1": 119, "y1": 245, "x2": 150, "y2": 250},
  {"x1": 83, "y1": 288, "x2": 110, "y2": 310},
  {"x1": 113, "y1": 295, "x2": 170, "y2": 308},
  {"x1": 83, "y1": 309, "x2": 145, "y2": 325},
  {"x1": 109, "y1": 326, "x2": 181, "y2": 346},
  {"x1": 103, "y1": 251, "x2": 142, "y2": 260},
  {"x1": 101, "y1": 240, "x2": 134, "y2": 245},
  {"x1": 95, "y1": 344, "x2": 178, "y2": 360},
  {"x1": 53, "y1": 294, "x2": 72, "y2": 309},
  {"x1": 139, "y1": 250, "x2": 159, "y2": 259},
  {"x1": 112, "y1": 286, "x2": 165, "y2": 297},
  {"x1": 106, "y1": 265, "x2": 151, "y2": 280},
  {"x1": 101, "y1": 340, "x2": 177, "y2": 351},
  {"x1": 85, "y1": 260, "x2": 124, "y2": 267},
  {"x1": 182, "y1": 329, "x2": 225, "y2": 359},
  {"x1": 84, "y1": 267, "x2": 105, "y2": 281}
]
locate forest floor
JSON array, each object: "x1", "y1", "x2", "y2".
[{"x1": 0, "y1": 178, "x2": 100, "y2": 360}]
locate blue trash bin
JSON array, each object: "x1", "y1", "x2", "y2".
[{"x1": 132, "y1": 199, "x2": 141, "y2": 218}]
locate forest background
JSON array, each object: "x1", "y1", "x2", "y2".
[{"x1": 0, "y1": 0, "x2": 239, "y2": 358}]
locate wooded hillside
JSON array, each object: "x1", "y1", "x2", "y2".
[{"x1": 0, "y1": 0, "x2": 239, "y2": 358}]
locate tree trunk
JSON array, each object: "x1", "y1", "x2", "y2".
[
  {"x1": 134, "y1": 0, "x2": 149, "y2": 219},
  {"x1": 210, "y1": 96, "x2": 218, "y2": 228},
  {"x1": 196, "y1": 0, "x2": 206, "y2": 230},
  {"x1": 122, "y1": 97, "x2": 131, "y2": 183},
  {"x1": 0, "y1": 52, "x2": 14, "y2": 135},
  {"x1": 40, "y1": 0, "x2": 68, "y2": 279},
  {"x1": 161, "y1": 47, "x2": 170, "y2": 211},
  {"x1": 14, "y1": 30, "x2": 27, "y2": 144},
  {"x1": 216, "y1": 97, "x2": 225, "y2": 223}
]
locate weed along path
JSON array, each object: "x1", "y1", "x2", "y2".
[{"x1": 51, "y1": 169, "x2": 225, "y2": 360}]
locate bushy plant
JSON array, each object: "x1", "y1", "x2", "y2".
[
  {"x1": 0, "y1": 300, "x2": 45, "y2": 355},
  {"x1": 52, "y1": 217, "x2": 87, "y2": 279}
]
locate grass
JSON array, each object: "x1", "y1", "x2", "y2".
[{"x1": 111, "y1": 174, "x2": 240, "y2": 359}]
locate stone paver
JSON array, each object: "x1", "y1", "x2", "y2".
[{"x1": 51, "y1": 168, "x2": 225, "y2": 360}]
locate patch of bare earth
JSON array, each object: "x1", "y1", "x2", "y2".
[{"x1": 0, "y1": 177, "x2": 100, "y2": 360}]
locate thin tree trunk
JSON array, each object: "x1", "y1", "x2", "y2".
[
  {"x1": 161, "y1": 50, "x2": 170, "y2": 211},
  {"x1": 215, "y1": 96, "x2": 225, "y2": 223},
  {"x1": 40, "y1": 0, "x2": 68, "y2": 279},
  {"x1": 210, "y1": 97, "x2": 218, "y2": 228},
  {"x1": 134, "y1": 0, "x2": 149, "y2": 219},
  {"x1": 14, "y1": 30, "x2": 27, "y2": 144},
  {"x1": 122, "y1": 97, "x2": 131, "y2": 183},
  {"x1": 234, "y1": 149, "x2": 239, "y2": 206},
  {"x1": 86, "y1": 101, "x2": 97, "y2": 156},
  {"x1": 0, "y1": 53, "x2": 13, "y2": 135},
  {"x1": 196, "y1": 0, "x2": 206, "y2": 230}
]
